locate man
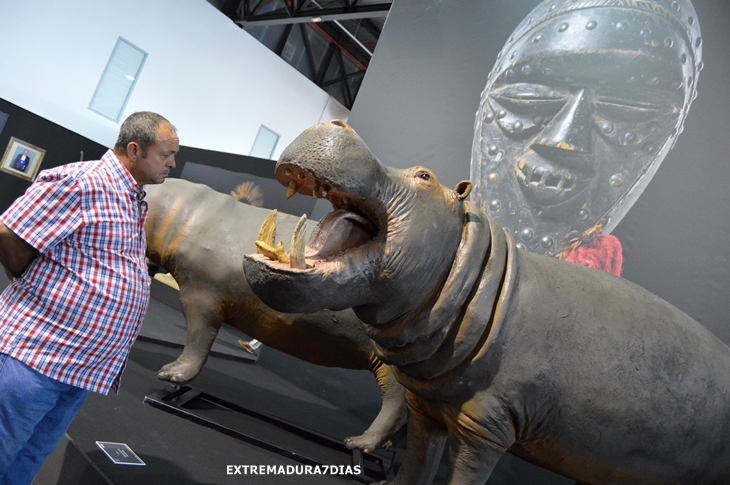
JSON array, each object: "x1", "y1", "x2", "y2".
[
  {"x1": 0, "y1": 111, "x2": 178, "y2": 484},
  {"x1": 12, "y1": 150, "x2": 31, "y2": 172}
]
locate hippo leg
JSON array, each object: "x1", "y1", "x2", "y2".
[
  {"x1": 157, "y1": 289, "x2": 222, "y2": 384},
  {"x1": 390, "y1": 394, "x2": 447, "y2": 485},
  {"x1": 345, "y1": 360, "x2": 407, "y2": 452},
  {"x1": 445, "y1": 431, "x2": 507, "y2": 484}
]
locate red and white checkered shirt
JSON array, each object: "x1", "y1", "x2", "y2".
[{"x1": 0, "y1": 150, "x2": 151, "y2": 394}]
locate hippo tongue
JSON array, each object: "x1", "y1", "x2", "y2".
[{"x1": 307, "y1": 209, "x2": 376, "y2": 260}]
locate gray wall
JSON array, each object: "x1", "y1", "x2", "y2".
[{"x1": 349, "y1": 0, "x2": 730, "y2": 346}]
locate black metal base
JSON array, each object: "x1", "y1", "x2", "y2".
[{"x1": 144, "y1": 386, "x2": 398, "y2": 483}]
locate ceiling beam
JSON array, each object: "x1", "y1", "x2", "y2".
[{"x1": 234, "y1": 4, "x2": 390, "y2": 28}]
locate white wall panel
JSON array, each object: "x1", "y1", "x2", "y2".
[{"x1": 0, "y1": 0, "x2": 348, "y2": 159}]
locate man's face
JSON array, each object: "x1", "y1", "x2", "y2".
[
  {"x1": 133, "y1": 123, "x2": 179, "y2": 185},
  {"x1": 472, "y1": 7, "x2": 694, "y2": 254}
]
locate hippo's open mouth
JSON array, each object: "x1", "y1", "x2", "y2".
[{"x1": 253, "y1": 164, "x2": 381, "y2": 271}]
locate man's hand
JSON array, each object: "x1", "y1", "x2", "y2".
[{"x1": 0, "y1": 222, "x2": 37, "y2": 279}]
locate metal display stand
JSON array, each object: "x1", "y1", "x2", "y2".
[{"x1": 144, "y1": 386, "x2": 398, "y2": 483}]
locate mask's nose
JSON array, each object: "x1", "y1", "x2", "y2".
[{"x1": 530, "y1": 89, "x2": 593, "y2": 169}]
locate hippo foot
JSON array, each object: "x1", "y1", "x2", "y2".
[
  {"x1": 344, "y1": 431, "x2": 389, "y2": 454},
  {"x1": 157, "y1": 358, "x2": 204, "y2": 384}
]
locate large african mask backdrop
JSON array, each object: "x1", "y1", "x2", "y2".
[{"x1": 471, "y1": 0, "x2": 702, "y2": 263}]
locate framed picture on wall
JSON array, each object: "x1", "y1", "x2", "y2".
[{"x1": 0, "y1": 137, "x2": 46, "y2": 181}]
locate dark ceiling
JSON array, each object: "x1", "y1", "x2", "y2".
[{"x1": 207, "y1": 0, "x2": 393, "y2": 110}]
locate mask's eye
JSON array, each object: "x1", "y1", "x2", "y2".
[
  {"x1": 487, "y1": 83, "x2": 571, "y2": 138},
  {"x1": 419, "y1": 172, "x2": 431, "y2": 181},
  {"x1": 490, "y1": 83, "x2": 570, "y2": 115},
  {"x1": 594, "y1": 97, "x2": 676, "y2": 123}
]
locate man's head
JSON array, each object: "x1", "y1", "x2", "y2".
[
  {"x1": 470, "y1": 0, "x2": 702, "y2": 256},
  {"x1": 114, "y1": 111, "x2": 179, "y2": 186}
]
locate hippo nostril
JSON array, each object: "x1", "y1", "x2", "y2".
[{"x1": 331, "y1": 120, "x2": 348, "y2": 128}]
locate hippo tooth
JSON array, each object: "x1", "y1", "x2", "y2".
[
  {"x1": 290, "y1": 214, "x2": 308, "y2": 269},
  {"x1": 255, "y1": 239, "x2": 289, "y2": 264},
  {"x1": 255, "y1": 210, "x2": 291, "y2": 264},
  {"x1": 286, "y1": 180, "x2": 299, "y2": 199},
  {"x1": 256, "y1": 210, "x2": 278, "y2": 254},
  {"x1": 312, "y1": 181, "x2": 320, "y2": 199}
]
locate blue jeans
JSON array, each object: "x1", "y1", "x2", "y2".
[{"x1": 0, "y1": 353, "x2": 88, "y2": 485}]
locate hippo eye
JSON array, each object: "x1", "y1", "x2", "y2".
[{"x1": 418, "y1": 172, "x2": 431, "y2": 181}]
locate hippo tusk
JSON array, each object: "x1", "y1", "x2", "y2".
[
  {"x1": 290, "y1": 214, "x2": 307, "y2": 269},
  {"x1": 256, "y1": 210, "x2": 278, "y2": 254},
  {"x1": 255, "y1": 210, "x2": 289, "y2": 264},
  {"x1": 286, "y1": 180, "x2": 299, "y2": 199},
  {"x1": 312, "y1": 180, "x2": 321, "y2": 199},
  {"x1": 255, "y1": 211, "x2": 308, "y2": 269}
]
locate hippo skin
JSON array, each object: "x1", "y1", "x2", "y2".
[
  {"x1": 144, "y1": 178, "x2": 406, "y2": 452},
  {"x1": 243, "y1": 120, "x2": 730, "y2": 485}
]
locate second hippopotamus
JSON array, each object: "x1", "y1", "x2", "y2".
[{"x1": 145, "y1": 178, "x2": 406, "y2": 452}]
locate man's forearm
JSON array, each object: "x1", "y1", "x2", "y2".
[{"x1": 0, "y1": 222, "x2": 37, "y2": 278}]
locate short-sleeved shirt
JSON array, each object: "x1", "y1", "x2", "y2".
[{"x1": 0, "y1": 150, "x2": 151, "y2": 394}]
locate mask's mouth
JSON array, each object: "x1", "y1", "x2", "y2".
[
  {"x1": 515, "y1": 158, "x2": 592, "y2": 206},
  {"x1": 254, "y1": 164, "x2": 381, "y2": 270}
]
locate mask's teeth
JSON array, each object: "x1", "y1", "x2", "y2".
[
  {"x1": 256, "y1": 210, "x2": 278, "y2": 254},
  {"x1": 286, "y1": 180, "x2": 299, "y2": 199},
  {"x1": 290, "y1": 214, "x2": 307, "y2": 269}
]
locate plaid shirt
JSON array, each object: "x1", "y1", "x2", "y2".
[{"x1": 0, "y1": 150, "x2": 150, "y2": 394}]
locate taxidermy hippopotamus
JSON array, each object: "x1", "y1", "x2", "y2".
[
  {"x1": 243, "y1": 120, "x2": 730, "y2": 485},
  {"x1": 144, "y1": 178, "x2": 406, "y2": 452}
]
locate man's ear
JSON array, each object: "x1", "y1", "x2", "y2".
[
  {"x1": 126, "y1": 142, "x2": 142, "y2": 162},
  {"x1": 453, "y1": 180, "x2": 472, "y2": 202}
]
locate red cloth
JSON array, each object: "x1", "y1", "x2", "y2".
[{"x1": 560, "y1": 233, "x2": 623, "y2": 277}]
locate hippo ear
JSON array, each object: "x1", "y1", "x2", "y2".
[{"x1": 453, "y1": 180, "x2": 472, "y2": 202}]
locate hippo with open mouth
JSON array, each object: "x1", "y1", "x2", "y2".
[{"x1": 244, "y1": 120, "x2": 730, "y2": 484}]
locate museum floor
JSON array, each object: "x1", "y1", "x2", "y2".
[{"x1": 23, "y1": 277, "x2": 574, "y2": 485}]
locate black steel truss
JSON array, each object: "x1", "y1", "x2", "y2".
[{"x1": 211, "y1": 0, "x2": 392, "y2": 109}]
